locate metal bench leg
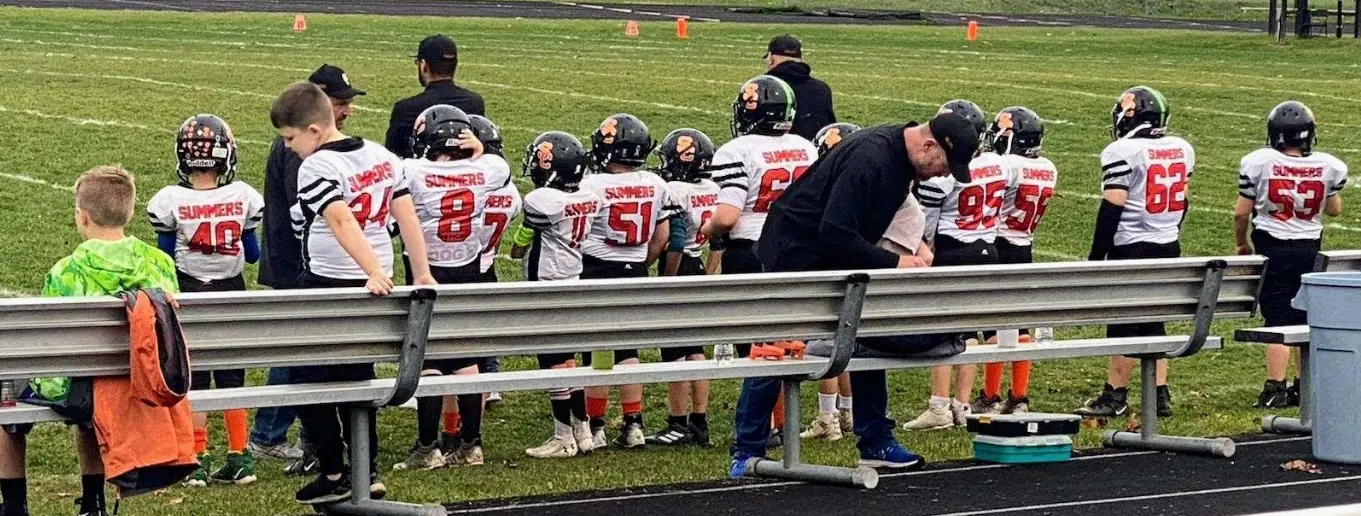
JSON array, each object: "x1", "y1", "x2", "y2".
[
  {"x1": 750, "y1": 379, "x2": 879, "y2": 489},
  {"x1": 325, "y1": 408, "x2": 444, "y2": 516},
  {"x1": 1104, "y1": 358, "x2": 1236, "y2": 458},
  {"x1": 1263, "y1": 346, "x2": 1312, "y2": 434}
]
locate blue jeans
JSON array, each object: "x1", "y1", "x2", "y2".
[
  {"x1": 249, "y1": 367, "x2": 304, "y2": 446},
  {"x1": 731, "y1": 371, "x2": 896, "y2": 458}
]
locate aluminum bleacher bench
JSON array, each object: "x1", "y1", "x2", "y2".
[
  {"x1": 1234, "y1": 250, "x2": 1361, "y2": 436},
  {"x1": 0, "y1": 256, "x2": 1263, "y2": 513}
]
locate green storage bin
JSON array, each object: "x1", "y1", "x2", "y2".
[{"x1": 972, "y1": 434, "x2": 1072, "y2": 464}]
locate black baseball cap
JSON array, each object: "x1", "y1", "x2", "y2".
[
  {"x1": 928, "y1": 110, "x2": 982, "y2": 183},
  {"x1": 766, "y1": 35, "x2": 802, "y2": 58},
  {"x1": 308, "y1": 64, "x2": 365, "y2": 99},
  {"x1": 414, "y1": 35, "x2": 458, "y2": 63}
]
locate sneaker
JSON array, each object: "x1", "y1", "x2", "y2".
[
  {"x1": 248, "y1": 441, "x2": 305, "y2": 461},
  {"x1": 839, "y1": 408, "x2": 854, "y2": 435},
  {"x1": 615, "y1": 422, "x2": 646, "y2": 449},
  {"x1": 858, "y1": 442, "x2": 924, "y2": 469},
  {"x1": 1002, "y1": 394, "x2": 1030, "y2": 414},
  {"x1": 590, "y1": 427, "x2": 608, "y2": 450},
  {"x1": 766, "y1": 428, "x2": 783, "y2": 449},
  {"x1": 439, "y1": 431, "x2": 460, "y2": 457},
  {"x1": 971, "y1": 394, "x2": 1003, "y2": 415},
  {"x1": 688, "y1": 423, "x2": 711, "y2": 447},
  {"x1": 369, "y1": 472, "x2": 387, "y2": 500},
  {"x1": 1287, "y1": 378, "x2": 1301, "y2": 407},
  {"x1": 485, "y1": 392, "x2": 503, "y2": 406},
  {"x1": 73, "y1": 499, "x2": 108, "y2": 516},
  {"x1": 391, "y1": 442, "x2": 446, "y2": 471},
  {"x1": 571, "y1": 420, "x2": 597, "y2": 454},
  {"x1": 210, "y1": 451, "x2": 257, "y2": 485},
  {"x1": 526, "y1": 434, "x2": 579, "y2": 458},
  {"x1": 449, "y1": 440, "x2": 485, "y2": 466},
  {"x1": 1075, "y1": 384, "x2": 1129, "y2": 417},
  {"x1": 1156, "y1": 385, "x2": 1173, "y2": 418},
  {"x1": 729, "y1": 453, "x2": 760, "y2": 480},
  {"x1": 645, "y1": 422, "x2": 694, "y2": 446},
  {"x1": 799, "y1": 412, "x2": 843, "y2": 441},
  {"x1": 284, "y1": 444, "x2": 319, "y2": 477},
  {"x1": 1257, "y1": 380, "x2": 1290, "y2": 409},
  {"x1": 952, "y1": 403, "x2": 972, "y2": 427},
  {"x1": 902, "y1": 406, "x2": 954, "y2": 431},
  {"x1": 295, "y1": 473, "x2": 351, "y2": 505},
  {"x1": 184, "y1": 453, "x2": 210, "y2": 487}
]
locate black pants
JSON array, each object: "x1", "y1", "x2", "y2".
[
  {"x1": 934, "y1": 235, "x2": 999, "y2": 340},
  {"x1": 722, "y1": 239, "x2": 762, "y2": 358},
  {"x1": 404, "y1": 257, "x2": 484, "y2": 372},
  {"x1": 179, "y1": 272, "x2": 250, "y2": 390},
  {"x1": 993, "y1": 240, "x2": 1033, "y2": 337},
  {"x1": 1253, "y1": 230, "x2": 1320, "y2": 327},
  {"x1": 294, "y1": 271, "x2": 379, "y2": 475},
  {"x1": 577, "y1": 255, "x2": 645, "y2": 367},
  {"x1": 1106, "y1": 241, "x2": 1181, "y2": 338},
  {"x1": 661, "y1": 255, "x2": 707, "y2": 362}
]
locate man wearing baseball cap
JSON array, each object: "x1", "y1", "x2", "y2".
[
  {"x1": 764, "y1": 34, "x2": 835, "y2": 142},
  {"x1": 385, "y1": 34, "x2": 486, "y2": 158},
  {"x1": 727, "y1": 110, "x2": 979, "y2": 476},
  {"x1": 252, "y1": 63, "x2": 366, "y2": 473}
]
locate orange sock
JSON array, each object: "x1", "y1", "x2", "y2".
[
  {"x1": 443, "y1": 412, "x2": 461, "y2": 434},
  {"x1": 587, "y1": 396, "x2": 608, "y2": 419},
  {"x1": 193, "y1": 427, "x2": 208, "y2": 454},
  {"x1": 772, "y1": 386, "x2": 785, "y2": 431},
  {"x1": 983, "y1": 363, "x2": 1004, "y2": 399},
  {"x1": 224, "y1": 409, "x2": 248, "y2": 453},
  {"x1": 1011, "y1": 361, "x2": 1032, "y2": 398},
  {"x1": 622, "y1": 400, "x2": 642, "y2": 416}
]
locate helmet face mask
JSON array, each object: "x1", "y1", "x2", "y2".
[
  {"x1": 590, "y1": 113, "x2": 655, "y2": 171},
  {"x1": 988, "y1": 107, "x2": 1045, "y2": 158},
  {"x1": 1267, "y1": 100, "x2": 1317, "y2": 156},
  {"x1": 176, "y1": 114, "x2": 238, "y2": 187},
  {"x1": 814, "y1": 122, "x2": 861, "y2": 156},
  {"x1": 731, "y1": 75, "x2": 796, "y2": 138},
  {"x1": 656, "y1": 128, "x2": 716, "y2": 183},
  {"x1": 1111, "y1": 86, "x2": 1170, "y2": 140},
  {"x1": 524, "y1": 131, "x2": 589, "y2": 191},
  {"x1": 411, "y1": 105, "x2": 475, "y2": 161}
]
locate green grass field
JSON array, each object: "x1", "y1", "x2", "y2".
[
  {"x1": 1, "y1": 7, "x2": 1359, "y2": 515},
  {"x1": 627, "y1": 0, "x2": 1268, "y2": 21}
]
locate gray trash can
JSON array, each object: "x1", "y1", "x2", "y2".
[{"x1": 1293, "y1": 272, "x2": 1361, "y2": 464}]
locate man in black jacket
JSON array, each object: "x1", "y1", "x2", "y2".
[
  {"x1": 385, "y1": 35, "x2": 486, "y2": 158},
  {"x1": 764, "y1": 35, "x2": 835, "y2": 142}
]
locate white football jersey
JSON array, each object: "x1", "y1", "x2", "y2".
[
  {"x1": 666, "y1": 179, "x2": 721, "y2": 258},
  {"x1": 479, "y1": 183, "x2": 524, "y2": 274},
  {"x1": 404, "y1": 154, "x2": 513, "y2": 268},
  {"x1": 296, "y1": 138, "x2": 407, "y2": 280},
  {"x1": 1240, "y1": 148, "x2": 1348, "y2": 241},
  {"x1": 917, "y1": 152, "x2": 1014, "y2": 244},
  {"x1": 147, "y1": 181, "x2": 264, "y2": 282},
  {"x1": 998, "y1": 154, "x2": 1059, "y2": 247},
  {"x1": 711, "y1": 133, "x2": 818, "y2": 242},
  {"x1": 522, "y1": 187, "x2": 602, "y2": 281},
  {"x1": 1100, "y1": 136, "x2": 1196, "y2": 246},
  {"x1": 579, "y1": 171, "x2": 678, "y2": 263}
]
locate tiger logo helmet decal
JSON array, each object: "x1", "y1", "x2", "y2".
[
  {"x1": 821, "y1": 128, "x2": 842, "y2": 148},
  {"x1": 676, "y1": 135, "x2": 695, "y2": 162},
  {"x1": 535, "y1": 141, "x2": 555, "y2": 169},
  {"x1": 1117, "y1": 91, "x2": 1137, "y2": 121},
  {"x1": 599, "y1": 117, "x2": 619, "y2": 144},
  {"x1": 741, "y1": 81, "x2": 760, "y2": 111},
  {"x1": 995, "y1": 111, "x2": 1015, "y2": 137}
]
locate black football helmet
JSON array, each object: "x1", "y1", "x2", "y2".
[
  {"x1": 989, "y1": 106, "x2": 1045, "y2": 157},
  {"x1": 175, "y1": 114, "x2": 237, "y2": 187},
  {"x1": 814, "y1": 122, "x2": 860, "y2": 155},
  {"x1": 731, "y1": 75, "x2": 795, "y2": 138},
  {"x1": 524, "y1": 131, "x2": 589, "y2": 191},
  {"x1": 411, "y1": 104, "x2": 475, "y2": 160},
  {"x1": 468, "y1": 114, "x2": 504, "y2": 157},
  {"x1": 655, "y1": 128, "x2": 716, "y2": 183},
  {"x1": 1111, "y1": 86, "x2": 1169, "y2": 140},
  {"x1": 590, "y1": 113, "x2": 655, "y2": 170},
  {"x1": 938, "y1": 99, "x2": 987, "y2": 147},
  {"x1": 1267, "y1": 100, "x2": 1316, "y2": 156}
]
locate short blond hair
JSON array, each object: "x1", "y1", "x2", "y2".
[
  {"x1": 75, "y1": 165, "x2": 136, "y2": 228},
  {"x1": 270, "y1": 81, "x2": 334, "y2": 130}
]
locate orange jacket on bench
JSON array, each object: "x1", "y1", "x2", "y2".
[{"x1": 92, "y1": 289, "x2": 198, "y2": 497}]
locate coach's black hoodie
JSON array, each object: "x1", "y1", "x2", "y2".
[{"x1": 767, "y1": 61, "x2": 836, "y2": 142}]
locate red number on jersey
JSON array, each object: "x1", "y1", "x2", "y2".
[
  {"x1": 187, "y1": 221, "x2": 243, "y2": 256},
  {"x1": 955, "y1": 181, "x2": 1007, "y2": 231},
  {"x1": 695, "y1": 210, "x2": 714, "y2": 245},
  {"x1": 1145, "y1": 163, "x2": 1188, "y2": 214},
  {"x1": 348, "y1": 187, "x2": 393, "y2": 230},
  {"x1": 570, "y1": 215, "x2": 590, "y2": 248},
  {"x1": 605, "y1": 201, "x2": 655, "y2": 246},
  {"x1": 753, "y1": 166, "x2": 810, "y2": 213},
  {"x1": 1006, "y1": 184, "x2": 1056, "y2": 234},
  {"x1": 482, "y1": 211, "x2": 510, "y2": 253},
  {"x1": 437, "y1": 189, "x2": 476, "y2": 243},
  {"x1": 1267, "y1": 179, "x2": 1326, "y2": 221}
]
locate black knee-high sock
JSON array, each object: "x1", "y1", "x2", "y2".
[
  {"x1": 569, "y1": 389, "x2": 588, "y2": 422},
  {"x1": 416, "y1": 397, "x2": 442, "y2": 447},
  {"x1": 79, "y1": 474, "x2": 103, "y2": 513},
  {"x1": 550, "y1": 398, "x2": 573, "y2": 426},
  {"x1": 1, "y1": 477, "x2": 27, "y2": 516},
  {"x1": 457, "y1": 394, "x2": 482, "y2": 443}
]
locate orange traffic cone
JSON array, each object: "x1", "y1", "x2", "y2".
[
  {"x1": 966, "y1": 20, "x2": 979, "y2": 41},
  {"x1": 675, "y1": 17, "x2": 689, "y2": 39},
  {"x1": 293, "y1": 14, "x2": 308, "y2": 32},
  {"x1": 625, "y1": 20, "x2": 640, "y2": 38}
]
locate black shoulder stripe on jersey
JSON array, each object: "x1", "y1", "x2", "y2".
[
  {"x1": 1101, "y1": 160, "x2": 1130, "y2": 171},
  {"x1": 1238, "y1": 174, "x2": 1252, "y2": 181},
  {"x1": 1240, "y1": 192, "x2": 1256, "y2": 200},
  {"x1": 1103, "y1": 170, "x2": 1132, "y2": 181},
  {"x1": 705, "y1": 163, "x2": 744, "y2": 172},
  {"x1": 1103, "y1": 184, "x2": 1130, "y2": 192},
  {"x1": 393, "y1": 187, "x2": 411, "y2": 199},
  {"x1": 712, "y1": 172, "x2": 746, "y2": 184},
  {"x1": 915, "y1": 184, "x2": 947, "y2": 196}
]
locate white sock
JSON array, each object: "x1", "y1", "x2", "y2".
[
  {"x1": 818, "y1": 393, "x2": 838, "y2": 414},
  {"x1": 951, "y1": 399, "x2": 969, "y2": 412},
  {"x1": 554, "y1": 419, "x2": 574, "y2": 439},
  {"x1": 838, "y1": 395, "x2": 853, "y2": 411},
  {"x1": 929, "y1": 395, "x2": 950, "y2": 409}
]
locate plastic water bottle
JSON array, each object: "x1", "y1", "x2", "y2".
[
  {"x1": 1035, "y1": 327, "x2": 1056, "y2": 347},
  {"x1": 714, "y1": 343, "x2": 735, "y2": 366},
  {"x1": 0, "y1": 381, "x2": 15, "y2": 408}
]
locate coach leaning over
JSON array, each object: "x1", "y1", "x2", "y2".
[
  {"x1": 728, "y1": 110, "x2": 979, "y2": 474},
  {"x1": 386, "y1": 34, "x2": 486, "y2": 158},
  {"x1": 763, "y1": 34, "x2": 834, "y2": 142}
]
